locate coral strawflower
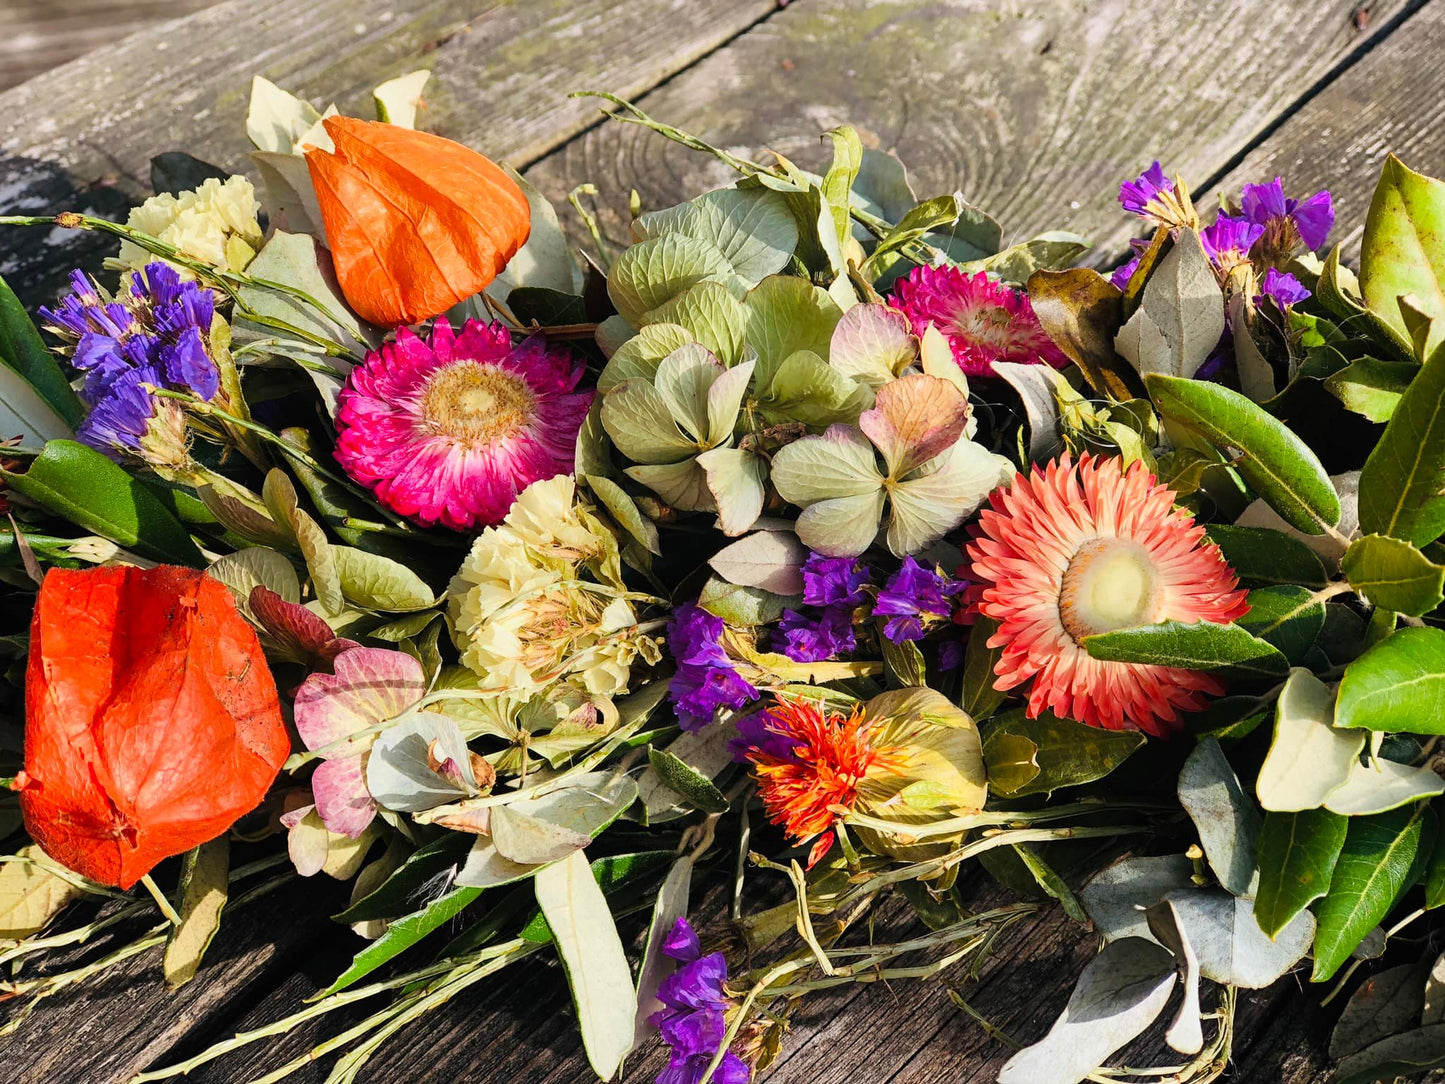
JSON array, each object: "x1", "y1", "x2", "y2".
[
  {"x1": 733, "y1": 699, "x2": 903, "y2": 863},
  {"x1": 965, "y1": 454, "x2": 1249, "y2": 737},
  {"x1": 334, "y1": 319, "x2": 592, "y2": 530},
  {"x1": 890, "y1": 265, "x2": 1068, "y2": 377}
]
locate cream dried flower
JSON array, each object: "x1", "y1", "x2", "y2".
[
  {"x1": 448, "y1": 478, "x2": 658, "y2": 698},
  {"x1": 115, "y1": 176, "x2": 264, "y2": 276}
]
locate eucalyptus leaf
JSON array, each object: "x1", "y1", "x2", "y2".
[
  {"x1": 634, "y1": 857, "x2": 694, "y2": 1047},
  {"x1": 0, "y1": 845, "x2": 83, "y2": 939},
  {"x1": 535, "y1": 851, "x2": 638, "y2": 1080},
  {"x1": 1157, "y1": 888, "x2": 1314, "y2": 988},
  {"x1": 1078, "y1": 854, "x2": 1195, "y2": 944},
  {"x1": 1331, "y1": 961, "x2": 1430, "y2": 1061},
  {"x1": 707, "y1": 530, "x2": 807, "y2": 595},
  {"x1": 163, "y1": 838, "x2": 230, "y2": 988},
  {"x1": 1256, "y1": 668, "x2": 1364, "y2": 812},
  {"x1": 997, "y1": 937, "x2": 1175, "y2": 1084},
  {"x1": 1178, "y1": 738, "x2": 1261, "y2": 898}
]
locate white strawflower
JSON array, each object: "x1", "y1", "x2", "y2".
[{"x1": 116, "y1": 176, "x2": 263, "y2": 275}]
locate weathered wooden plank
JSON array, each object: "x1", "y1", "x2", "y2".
[
  {"x1": 0, "y1": 0, "x2": 779, "y2": 306},
  {"x1": 523, "y1": 0, "x2": 1412, "y2": 273},
  {"x1": 0, "y1": 1, "x2": 219, "y2": 93},
  {"x1": 7, "y1": 874, "x2": 350, "y2": 1084},
  {"x1": 1209, "y1": 0, "x2": 1445, "y2": 261}
]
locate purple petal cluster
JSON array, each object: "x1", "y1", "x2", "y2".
[
  {"x1": 874, "y1": 557, "x2": 965, "y2": 644},
  {"x1": 1199, "y1": 215, "x2": 1264, "y2": 269},
  {"x1": 801, "y1": 553, "x2": 869, "y2": 608},
  {"x1": 1255, "y1": 268, "x2": 1311, "y2": 309},
  {"x1": 668, "y1": 603, "x2": 759, "y2": 731},
  {"x1": 41, "y1": 263, "x2": 218, "y2": 456},
  {"x1": 776, "y1": 606, "x2": 855, "y2": 663},
  {"x1": 1241, "y1": 178, "x2": 1334, "y2": 251},
  {"x1": 1118, "y1": 162, "x2": 1173, "y2": 219},
  {"x1": 650, "y1": 918, "x2": 750, "y2": 1084},
  {"x1": 775, "y1": 554, "x2": 872, "y2": 664}
]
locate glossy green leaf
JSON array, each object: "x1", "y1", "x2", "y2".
[
  {"x1": 1237, "y1": 585, "x2": 1326, "y2": 664},
  {"x1": 1336, "y1": 626, "x2": 1445, "y2": 733},
  {"x1": 1325, "y1": 357, "x2": 1418, "y2": 423},
  {"x1": 1343, "y1": 534, "x2": 1445, "y2": 615},
  {"x1": 960, "y1": 616, "x2": 1007, "y2": 720},
  {"x1": 0, "y1": 272, "x2": 83, "y2": 427},
  {"x1": 0, "y1": 440, "x2": 203, "y2": 565},
  {"x1": 1358, "y1": 339, "x2": 1445, "y2": 546},
  {"x1": 319, "y1": 883, "x2": 481, "y2": 999},
  {"x1": 1083, "y1": 620, "x2": 1289, "y2": 678},
  {"x1": 333, "y1": 833, "x2": 471, "y2": 923},
  {"x1": 1425, "y1": 811, "x2": 1445, "y2": 909},
  {"x1": 1146, "y1": 373, "x2": 1340, "y2": 534},
  {"x1": 1203, "y1": 524, "x2": 1328, "y2": 589},
  {"x1": 1312, "y1": 804, "x2": 1427, "y2": 982},
  {"x1": 1254, "y1": 809, "x2": 1347, "y2": 939},
  {"x1": 983, "y1": 710, "x2": 1145, "y2": 798},
  {"x1": 1360, "y1": 155, "x2": 1445, "y2": 361}
]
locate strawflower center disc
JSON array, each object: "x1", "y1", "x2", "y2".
[
  {"x1": 1058, "y1": 537, "x2": 1161, "y2": 642},
  {"x1": 421, "y1": 361, "x2": 535, "y2": 446}
]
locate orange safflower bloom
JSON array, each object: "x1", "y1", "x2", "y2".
[
  {"x1": 18, "y1": 567, "x2": 289, "y2": 888},
  {"x1": 305, "y1": 117, "x2": 530, "y2": 328}
]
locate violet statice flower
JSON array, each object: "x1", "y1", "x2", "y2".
[
  {"x1": 1256, "y1": 268, "x2": 1311, "y2": 309},
  {"x1": 1199, "y1": 214, "x2": 1264, "y2": 271},
  {"x1": 776, "y1": 606, "x2": 856, "y2": 663},
  {"x1": 874, "y1": 557, "x2": 966, "y2": 643},
  {"x1": 1119, "y1": 161, "x2": 1173, "y2": 219},
  {"x1": 1240, "y1": 177, "x2": 1334, "y2": 252},
  {"x1": 650, "y1": 918, "x2": 751, "y2": 1084},
  {"x1": 800, "y1": 552, "x2": 869, "y2": 608},
  {"x1": 667, "y1": 603, "x2": 759, "y2": 731},
  {"x1": 1110, "y1": 255, "x2": 1141, "y2": 291},
  {"x1": 41, "y1": 263, "x2": 218, "y2": 462}
]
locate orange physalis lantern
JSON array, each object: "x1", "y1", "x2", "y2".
[
  {"x1": 18, "y1": 566, "x2": 289, "y2": 888},
  {"x1": 304, "y1": 117, "x2": 531, "y2": 327}
]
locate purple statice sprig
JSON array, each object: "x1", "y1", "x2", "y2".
[
  {"x1": 775, "y1": 553, "x2": 871, "y2": 664},
  {"x1": 1199, "y1": 214, "x2": 1265, "y2": 271},
  {"x1": 40, "y1": 262, "x2": 219, "y2": 458},
  {"x1": 1240, "y1": 178, "x2": 1334, "y2": 253},
  {"x1": 650, "y1": 918, "x2": 751, "y2": 1084},
  {"x1": 874, "y1": 556, "x2": 967, "y2": 644},
  {"x1": 667, "y1": 603, "x2": 759, "y2": 732},
  {"x1": 1255, "y1": 268, "x2": 1311, "y2": 310},
  {"x1": 1118, "y1": 161, "x2": 1174, "y2": 220}
]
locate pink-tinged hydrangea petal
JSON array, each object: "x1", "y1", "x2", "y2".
[
  {"x1": 311, "y1": 756, "x2": 376, "y2": 838},
  {"x1": 859, "y1": 373, "x2": 969, "y2": 478},
  {"x1": 334, "y1": 318, "x2": 594, "y2": 531},
  {"x1": 890, "y1": 265, "x2": 1069, "y2": 377},
  {"x1": 293, "y1": 646, "x2": 426, "y2": 757}
]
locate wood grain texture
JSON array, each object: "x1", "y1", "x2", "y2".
[
  {"x1": 0, "y1": 1, "x2": 220, "y2": 92},
  {"x1": 523, "y1": 0, "x2": 1409, "y2": 274},
  {"x1": 0, "y1": 0, "x2": 778, "y2": 307},
  {"x1": 6, "y1": 874, "x2": 351, "y2": 1084},
  {"x1": 1210, "y1": 0, "x2": 1445, "y2": 263}
]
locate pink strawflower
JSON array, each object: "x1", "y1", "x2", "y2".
[
  {"x1": 891, "y1": 265, "x2": 1068, "y2": 377},
  {"x1": 965, "y1": 454, "x2": 1249, "y2": 738},
  {"x1": 335, "y1": 320, "x2": 593, "y2": 530}
]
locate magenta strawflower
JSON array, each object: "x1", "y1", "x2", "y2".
[
  {"x1": 891, "y1": 265, "x2": 1068, "y2": 377},
  {"x1": 334, "y1": 319, "x2": 593, "y2": 531}
]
